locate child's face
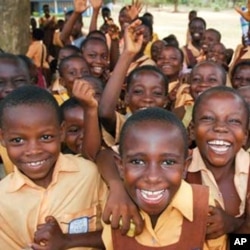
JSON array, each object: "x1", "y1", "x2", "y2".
[
  {"x1": 63, "y1": 106, "x2": 84, "y2": 154},
  {"x1": 193, "y1": 92, "x2": 248, "y2": 170},
  {"x1": 151, "y1": 40, "x2": 165, "y2": 62},
  {"x1": 0, "y1": 59, "x2": 30, "y2": 100},
  {"x1": 207, "y1": 43, "x2": 226, "y2": 65},
  {"x1": 232, "y1": 65, "x2": 250, "y2": 89},
  {"x1": 238, "y1": 86, "x2": 250, "y2": 105},
  {"x1": 116, "y1": 121, "x2": 187, "y2": 218},
  {"x1": 82, "y1": 41, "x2": 109, "y2": 78},
  {"x1": 0, "y1": 104, "x2": 63, "y2": 188},
  {"x1": 190, "y1": 63, "x2": 224, "y2": 100},
  {"x1": 201, "y1": 31, "x2": 219, "y2": 53},
  {"x1": 189, "y1": 20, "x2": 205, "y2": 42},
  {"x1": 157, "y1": 47, "x2": 183, "y2": 81},
  {"x1": 126, "y1": 71, "x2": 167, "y2": 113},
  {"x1": 60, "y1": 58, "x2": 89, "y2": 95}
]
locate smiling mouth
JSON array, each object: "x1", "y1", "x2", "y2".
[
  {"x1": 26, "y1": 160, "x2": 46, "y2": 168},
  {"x1": 208, "y1": 140, "x2": 231, "y2": 153},
  {"x1": 140, "y1": 189, "x2": 166, "y2": 201},
  {"x1": 92, "y1": 66, "x2": 103, "y2": 74}
]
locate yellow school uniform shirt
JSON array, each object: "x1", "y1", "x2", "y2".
[
  {"x1": 0, "y1": 153, "x2": 108, "y2": 250},
  {"x1": 0, "y1": 144, "x2": 14, "y2": 176},
  {"x1": 144, "y1": 33, "x2": 159, "y2": 58},
  {"x1": 101, "y1": 111, "x2": 126, "y2": 147},
  {"x1": 188, "y1": 148, "x2": 249, "y2": 216},
  {"x1": 102, "y1": 180, "x2": 227, "y2": 250},
  {"x1": 50, "y1": 78, "x2": 69, "y2": 105}
]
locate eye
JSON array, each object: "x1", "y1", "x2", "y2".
[
  {"x1": 208, "y1": 77, "x2": 218, "y2": 83},
  {"x1": 199, "y1": 115, "x2": 214, "y2": 122},
  {"x1": 162, "y1": 159, "x2": 176, "y2": 167},
  {"x1": 132, "y1": 89, "x2": 143, "y2": 95},
  {"x1": 67, "y1": 127, "x2": 80, "y2": 134},
  {"x1": 68, "y1": 71, "x2": 77, "y2": 76},
  {"x1": 228, "y1": 118, "x2": 241, "y2": 125},
  {"x1": 130, "y1": 159, "x2": 144, "y2": 166},
  {"x1": 153, "y1": 90, "x2": 164, "y2": 96},
  {"x1": 14, "y1": 78, "x2": 27, "y2": 85},
  {"x1": 41, "y1": 135, "x2": 53, "y2": 141},
  {"x1": 10, "y1": 137, "x2": 23, "y2": 144},
  {"x1": 88, "y1": 53, "x2": 96, "y2": 59},
  {"x1": 192, "y1": 76, "x2": 201, "y2": 84}
]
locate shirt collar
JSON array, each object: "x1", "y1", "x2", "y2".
[{"x1": 7, "y1": 153, "x2": 80, "y2": 192}]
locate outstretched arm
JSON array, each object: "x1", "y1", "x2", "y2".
[
  {"x1": 88, "y1": 0, "x2": 103, "y2": 32},
  {"x1": 99, "y1": 19, "x2": 144, "y2": 136},
  {"x1": 72, "y1": 79, "x2": 101, "y2": 161},
  {"x1": 30, "y1": 216, "x2": 104, "y2": 250},
  {"x1": 235, "y1": 0, "x2": 250, "y2": 22},
  {"x1": 60, "y1": 0, "x2": 88, "y2": 45}
]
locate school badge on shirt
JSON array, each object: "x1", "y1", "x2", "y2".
[{"x1": 68, "y1": 217, "x2": 89, "y2": 234}]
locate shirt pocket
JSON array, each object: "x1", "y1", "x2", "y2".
[{"x1": 58, "y1": 204, "x2": 102, "y2": 234}]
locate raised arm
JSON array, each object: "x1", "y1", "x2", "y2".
[
  {"x1": 60, "y1": 0, "x2": 88, "y2": 45},
  {"x1": 235, "y1": 0, "x2": 250, "y2": 22},
  {"x1": 99, "y1": 19, "x2": 144, "y2": 136},
  {"x1": 88, "y1": 0, "x2": 103, "y2": 32},
  {"x1": 72, "y1": 79, "x2": 101, "y2": 161}
]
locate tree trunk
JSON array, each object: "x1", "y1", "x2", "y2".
[
  {"x1": 0, "y1": 0, "x2": 30, "y2": 54},
  {"x1": 173, "y1": 0, "x2": 179, "y2": 12}
]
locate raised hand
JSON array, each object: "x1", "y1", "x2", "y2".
[
  {"x1": 74, "y1": 0, "x2": 89, "y2": 14},
  {"x1": 126, "y1": 0, "x2": 143, "y2": 21},
  {"x1": 72, "y1": 79, "x2": 98, "y2": 109},
  {"x1": 124, "y1": 19, "x2": 144, "y2": 54},
  {"x1": 235, "y1": 0, "x2": 250, "y2": 22},
  {"x1": 89, "y1": 0, "x2": 103, "y2": 10}
]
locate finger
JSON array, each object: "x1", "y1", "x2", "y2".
[
  {"x1": 132, "y1": 213, "x2": 144, "y2": 235},
  {"x1": 45, "y1": 216, "x2": 56, "y2": 224},
  {"x1": 119, "y1": 214, "x2": 131, "y2": 235},
  {"x1": 102, "y1": 208, "x2": 112, "y2": 224},
  {"x1": 29, "y1": 243, "x2": 46, "y2": 250}
]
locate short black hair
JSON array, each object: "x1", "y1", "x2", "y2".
[
  {"x1": 86, "y1": 30, "x2": 107, "y2": 42},
  {"x1": 60, "y1": 45, "x2": 81, "y2": 55},
  {"x1": 190, "y1": 60, "x2": 227, "y2": 85},
  {"x1": 138, "y1": 16, "x2": 153, "y2": 37},
  {"x1": 58, "y1": 55, "x2": 89, "y2": 76},
  {"x1": 126, "y1": 65, "x2": 169, "y2": 95},
  {"x1": 80, "y1": 37, "x2": 108, "y2": 52},
  {"x1": 0, "y1": 85, "x2": 62, "y2": 128},
  {"x1": 119, "y1": 107, "x2": 188, "y2": 158},
  {"x1": 206, "y1": 28, "x2": 221, "y2": 43},
  {"x1": 60, "y1": 97, "x2": 81, "y2": 119},
  {"x1": 192, "y1": 85, "x2": 250, "y2": 129},
  {"x1": 231, "y1": 59, "x2": 250, "y2": 80},
  {"x1": 32, "y1": 28, "x2": 44, "y2": 41},
  {"x1": 189, "y1": 17, "x2": 206, "y2": 29}
]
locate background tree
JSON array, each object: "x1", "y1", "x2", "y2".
[{"x1": 0, "y1": 0, "x2": 30, "y2": 54}]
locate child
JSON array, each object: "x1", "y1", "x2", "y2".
[
  {"x1": 182, "y1": 17, "x2": 206, "y2": 69},
  {"x1": 173, "y1": 60, "x2": 227, "y2": 128},
  {"x1": 80, "y1": 37, "x2": 109, "y2": 83},
  {"x1": 187, "y1": 85, "x2": 250, "y2": 238},
  {"x1": 0, "y1": 53, "x2": 31, "y2": 177},
  {"x1": 61, "y1": 97, "x2": 85, "y2": 154},
  {"x1": 61, "y1": 76, "x2": 104, "y2": 157},
  {"x1": 56, "y1": 54, "x2": 90, "y2": 102},
  {"x1": 231, "y1": 59, "x2": 250, "y2": 89},
  {"x1": 0, "y1": 85, "x2": 106, "y2": 249},
  {"x1": 99, "y1": 19, "x2": 168, "y2": 147},
  {"x1": 101, "y1": 107, "x2": 226, "y2": 249}
]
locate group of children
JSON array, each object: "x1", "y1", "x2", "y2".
[{"x1": 1, "y1": 0, "x2": 250, "y2": 249}]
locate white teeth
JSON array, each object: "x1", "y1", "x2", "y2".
[
  {"x1": 27, "y1": 160, "x2": 45, "y2": 167},
  {"x1": 208, "y1": 140, "x2": 231, "y2": 146},
  {"x1": 140, "y1": 189, "x2": 165, "y2": 201},
  {"x1": 208, "y1": 140, "x2": 231, "y2": 153},
  {"x1": 92, "y1": 67, "x2": 103, "y2": 74}
]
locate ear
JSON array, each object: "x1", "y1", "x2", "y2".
[
  {"x1": 0, "y1": 129, "x2": 6, "y2": 147},
  {"x1": 113, "y1": 152, "x2": 125, "y2": 180}
]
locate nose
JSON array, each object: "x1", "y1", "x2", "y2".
[
  {"x1": 213, "y1": 120, "x2": 228, "y2": 133},
  {"x1": 25, "y1": 140, "x2": 42, "y2": 155},
  {"x1": 144, "y1": 162, "x2": 162, "y2": 184}
]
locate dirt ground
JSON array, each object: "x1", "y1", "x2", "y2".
[{"x1": 84, "y1": 4, "x2": 242, "y2": 50}]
